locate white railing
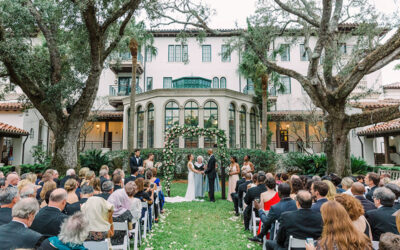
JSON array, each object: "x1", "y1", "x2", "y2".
[{"x1": 79, "y1": 141, "x2": 123, "y2": 151}]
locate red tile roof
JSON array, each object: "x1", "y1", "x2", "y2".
[
  {"x1": 383, "y1": 82, "x2": 400, "y2": 89},
  {"x1": 357, "y1": 119, "x2": 400, "y2": 136},
  {"x1": 0, "y1": 102, "x2": 23, "y2": 111},
  {"x1": 351, "y1": 102, "x2": 398, "y2": 109},
  {"x1": 0, "y1": 122, "x2": 29, "y2": 136}
]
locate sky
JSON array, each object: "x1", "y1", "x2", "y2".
[{"x1": 201, "y1": 0, "x2": 399, "y2": 85}]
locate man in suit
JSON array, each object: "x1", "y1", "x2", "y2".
[
  {"x1": 125, "y1": 166, "x2": 139, "y2": 184},
  {"x1": 311, "y1": 181, "x2": 329, "y2": 213},
  {"x1": 65, "y1": 184, "x2": 93, "y2": 215},
  {"x1": 0, "y1": 186, "x2": 19, "y2": 226},
  {"x1": 351, "y1": 182, "x2": 376, "y2": 213},
  {"x1": 249, "y1": 183, "x2": 297, "y2": 243},
  {"x1": 231, "y1": 171, "x2": 247, "y2": 215},
  {"x1": 0, "y1": 198, "x2": 43, "y2": 249},
  {"x1": 243, "y1": 174, "x2": 267, "y2": 230},
  {"x1": 130, "y1": 149, "x2": 143, "y2": 173},
  {"x1": 365, "y1": 172, "x2": 379, "y2": 202},
  {"x1": 31, "y1": 188, "x2": 68, "y2": 236},
  {"x1": 205, "y1": 148, "x2": 217, "y2": 202},
  {"x1": 96, "y1": 180, "x2": 114, "y2": 200},
  {"x1": 265, "y1": 190, "x2": 323, "y2": 250},
  {"x1": 99, "y1": 168, "x2": 110, "y2": 187},
  {"x1": 60, "y1": 169, "x2": 76, "y2": 189},
  {"x1": 385, "y1": 183, "x2": 400, "y2": 209},
  {"x1": 366, "y1": 187, "x2": 399, "y2": 241},
  {"x1": 238, "y1": 172, "x2": 253, "y2": 210}
]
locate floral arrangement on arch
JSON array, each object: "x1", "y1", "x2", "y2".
[{"x1": 162, "y1": 125, "x2": 228, "y2": 195}]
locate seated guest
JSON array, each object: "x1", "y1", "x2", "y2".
[
  {"x1": 65, "y1": 184, "x2": 93, "y2": 215},
  {"x1": 125, "y1": 167, "x2": 139, "y2": 184},
  {"x1": 357, "y1": 175, "x2": 365, "y2": 184},
  {"x1": 322, "y1": 180, "x2": 337, "y2": 200},
  {"x1": 238, "y1": 172, "x2": 253, "y2": 210},
  {"x1": 289, "y1": 177, "x2": 303, "y2": 199},
  {"x1": 78, "y1": 167, "x2": 90, "y2": 183},
  {"x1": 64, "y1": 178, "x2": 79, "y2": 204},
  {"x1": 311, "y1": 181, "x2": 329, "y2": 212},
  {"x1": 365, "y1": 172, "x2": 380, "y2": 202},
  {"x1": 341, "y1": 177, "x2": 354, "y2": 195},
  {"x1": 379, "y1": 232, "x2": 400, "y2": 250},
  {"x1": 96, "y1": 180, "x2": 114, "y2": 200},
  {"x1": 243, "y1": 174, "x2": 267, "y2": 231},
  {"x1": 6, "y1": 173, "x2": 19, "y2": 187},
  {"x1": 366, "y1": 187, "x2": 399, "y2": 241},
  {"x1": 113, "y1": 168, "x2": 125, "y2": 182},
  {"x1": 31, "y1": 188, "x2": 68, "y2": 236},
  {"x1": 249, "y1": 183, "x2": 297, "y2": 243},
  {"x1": 107, "y1": 183, "x2": 134, "y2": 246},
  {"x1": 113, "y1": 173, "x2": 123, "y2": 191},
  {"x1": 137, "y1": 167, "x2": 145, "y2": 179},
  {"x1": 266, "y1": 190, "x2": 322, "y2": 250},
  {"x1": 38, "y1": 212, "x2": 90, "y2": 250},
  {"x1": 126, "y1": 181, "x2": 142, "y2": 222},
  {"x1": 99, "y1": 165, "x2": 110, "y2": 186},
  {"x1": 0, "y1": 198, "x2": 42, "y2": 249},
  {"x1": 60, "y1": 168, "x2": 75, "y2": 189},
  {"x1": 306, "y1": 201, "x2": 372, "y2": 250},
  {"x1": 81, "y1": 196, "x2": 114, "y2": 241},
  {"x1": 0, "y1": 186, "x2": 19, "y2": 225},
  {"x1": 330, "y1": 174, "x2": 344, "y2": 193},
  {"x1": 89, "y1": 177, "x2": 101, "y2": 195},
  {"x1": 81, "y1": 170, "x2": 95, "y2": 187},
  {"x1": 151, "y1": 167, "x2": 165, "y2": 213},
  {"x1": 351, "y1": 182, "x2": 376, "y2": 213},
  {"x1": 258, "y1": 176, "x2": 280, "y2": 235},
  {"x1": 134, "y1": 178, "x2": 153, "y2": 204},
  {"x1": 231, "y1": 171, "x2": 247, "y2": 216},
  {"x1": 0, "y1": 177, "x2": 6, "y2": 188},
  {"x1": 40, "y1": 181, "x2": 57, "y2": 208},
  {"x1": 385, "y1": 183, "x2": 400, "y2": 209},
  {"x1": 334, "y1": 194, "x2": 372, "y2": 239},
  {"x1": 20, "y1": 183, "x2": 37, "y2": 198}
]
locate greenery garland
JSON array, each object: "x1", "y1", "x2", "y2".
[{"x1": 162, "y1": 125, "x2": 228, "y2": 195}]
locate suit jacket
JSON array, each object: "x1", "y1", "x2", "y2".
[
  {"x1": 235, "y1": 178, "x2": 246, "y2": 194},
  {"x1": 125, "y1": 175, "x2": 137, "y2": 184},
  {"x1": 64, "y1": 198, "x2": 88, "y2": 215},
  {"x1": 259, "y1": 197, "x2": 297, "y2": 236},
  {"x1": 355, "y1": 195, "x2": 376, "y2": 213},
  {"x1": 244, "y1": 184, "x2": 267, "y2": 206},
  {"x1": 0, "y1": 207, "x2": 12, "y2": 226},
  {"x1": 205, "y1": 155, "x2": 216, "y2": 179},
  {"x1": 31, "y1": 206, "x2": 69, "y2": 236},
  {"x1": 130, "y1": 156, "x2": 143, "y2": 170},
  {"x1": 0, "y1": 221, "x2": 43, "y2": 249},
  {"x1": 366, "y1": 185, "x2": 377, "y2": 202},
  {"x1": 238, "y1": 181, "x2": 252, "y2": 207},
  {"x1": 95, "y1": 192, "x2": 111, "y2": 200},
  {"x1": 60, "y1": 176, "x2": 73, "y2": 189},
  {"x1": 366, "y1": 206, "x2": 399, "y2": 241},
  {"x1": 311, "y1": 198, "x2": 328, "y2": 213},
  {"x1": 276, "y1": 209, "x2": 323, "y2": 248},
  {"x1": 393, "y1": 201, "x2": 400, "y2": 210},
  {"x1": 100, "y1": 176, "x2": 109, "y2": 187}
]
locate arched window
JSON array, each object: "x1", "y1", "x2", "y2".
[
  {"x1": 240, "y1": 106, "x2": 247, "y2": 148},
  {"x1": 137, "y1": 106, "x2": 144, "y2": 148},
  {"x1": 147, "y1": 103, "x2": 154, "y2": 148},
  {"x1": 165, "y1": 101, "x2": 180, "y2": 147},
  {"x1": 220, "y1": 77, "x2": 226, "y2": 88},
  {"x1": 229, "y1": 103, "x2": 236, "y2": 148},
  {"x1": 212, "y1": 77, "x2": 219, "y2": 88},
  {"x1": 250, "y1": 108, "x2": 257, "y2": 149},
  {"x1": 204, "y1": 101, "x2": 218, "y2": 148},
  {"x1": 184, "y1": 101, "x2": 199, "y2": 148}
]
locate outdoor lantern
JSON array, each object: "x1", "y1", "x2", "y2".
[{"x1": 96, "y1": 124, "x2": 100, "y2": 129}]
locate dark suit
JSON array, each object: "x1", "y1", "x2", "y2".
[
  {"x1": 100, "y1": 176, "x2": 109, "y2": 187},
  {"x1": 366, "y1": 206, "x2": 399, "y2": 241},
  {"x1": 271, "y1": 209, "x2": 323, "y2": 249},
  {"x1": 125, "y1": 175, "x2": 137, "y2": 184},
  {"x1": 238, "y1": 180, "x2": 252, "y2": 208},
  {"x1": 231, "y1": 178, "x2": 246, "y2": 214},
  {"x1": 311, "y1": 198, "x2": 328, "y2": 213},
  {"x1": 393, "y1": 201, "x2": 400, "y2": 210},
  {"x1": 64, "y1": 198, "x2": 88, "y2": 215},
  {"x1": 205, "y1": 155, "x2": 216, "y2": 202},
  {"x1": 0, "y1": 221, "x2": 43, "y2": 249},
  {"x1": 243, "y1": 184, "x2": 267, "y2": 230},
  {"x1": 95, "y1": 192, "x2": 111, "y2": 200},
  {"x1": 259, "y1": 197, "x2": 297, "y2": 238},
  {"x1": 366, "y1": 185, "x2": 377, "y2": 202},
  {"x1": 130, "y1": 156, "x2": 143, "y2": 173},
  {"x1": 0, "y1": 207, "x2": 12, "y2": 226},
  {"x1": 31, "y1": 206, "x2": 69, "y2": 236},
  {"x1": 355, "y1": 195, "x2": 376, "y2": 213},
  {"x1": 60, "y1": 175, "x2": 73, "y2": 189}
]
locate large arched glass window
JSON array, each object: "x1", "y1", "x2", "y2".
[
  {"x1": 184, "y1": 101, "x2": 199, "y2": 148},
  {"x1": 137, "y1": 106, "x2": 144, "y2": 148},
  {"x1": 240, "y1": 106, "x2": 247, "y2": 148},
  {"x1": 250, "y1": 108, "x2": 257, "y2": 149},
  {"x1": 147, "y1": 103, "x2": 154, "y2": 148},
  {"x1": 229, "y1": 103, "x2": 236, "y2": 148},
  {"x1": 165, "y1": 101, "x2": 180, "y2": 147},
  {"x1": 220, "y1": 77, "x2": 226, "y2": 88},
  {"x1": 204, "y1": 101, "x2": 218, "y2": 148},
  {"x1": 212, "y1": 77, "x2": 219, "y2": 88}
]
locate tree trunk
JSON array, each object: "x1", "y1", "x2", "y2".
[
  {"x1": 128, "y1": 38, "x2": 138, "y2": 154},
  {"x1": 324, "y1": 114, "x2": 351, "y2": 177},
  {"x1": 261, "y1": 74, "x2": 268, "y2": 151}
]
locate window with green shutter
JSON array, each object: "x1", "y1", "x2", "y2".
[
  {"x1": 163, "y1": 77, "x2": 172, "y2": 88},
  {"x1": 202, "y1": 45, "x2": 211, "y2": 62},
  {"x1": 221, "y1": 45, "x2": 231, "y2": 62}
]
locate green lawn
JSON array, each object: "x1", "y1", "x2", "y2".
[{"x1": 140, "y1": 182, "x2": 262, "y2": 250}]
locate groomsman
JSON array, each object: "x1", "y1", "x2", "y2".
[
  {"x1": 130, "y1": 149, "x2": 143, "y2": 173},
  {"x1": 205, "y1": 149, "x2": 217, "y2": 202}
]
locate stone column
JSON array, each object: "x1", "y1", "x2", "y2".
[
  {"x1": 122, "y1": 105, "x2": 129, "y2": 150},
  {"x1": 143, "y1": 107, "x2": 148, "y2": 148},
  {"x1": 179, "y1": 105, "x2": 184, "y2": 148},
  {"x1": 199, "y1": 106, "x2": 204, "y2": 148},
  {"x1": 235, "y1": 107, "x2": 240, "y2": 148},
  {"x1": 246, "y1": 109, "x2": 251, "y2": 149},
  {"x1": 104, "y1": 121, "x2": 109, "y2": 148},
  {"x1": 276, "y1": 121, "x2": 281, "y2": 148},
  {"x1": 384, "y1": 135, "x2": 390, "y2": 164}
]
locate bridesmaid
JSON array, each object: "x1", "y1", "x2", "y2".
[
  {"x1": 193, "y1": 156, "x2": 205, "y2": 198},
  {"x1": 242, "y1": 155, "x2": 255, "y2": 174},
  {"x1": 228, "y1": 156, "x2": 240, "y2": 202}
]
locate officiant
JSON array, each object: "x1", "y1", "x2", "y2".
[{"x1": 194, "y1": 156, "x2": 205, "y2": 198}]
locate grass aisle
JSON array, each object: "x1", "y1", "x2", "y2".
[{"x1": 141, "y1": 182, "x2": 262, "y2": 250}]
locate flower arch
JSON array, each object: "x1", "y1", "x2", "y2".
[{"x1": 162, "y1": 125, "x2": 228, "y2": 196}]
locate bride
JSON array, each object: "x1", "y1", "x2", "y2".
[{"x1": 185, "y1": 154, "x2": 201, "y2": 201}]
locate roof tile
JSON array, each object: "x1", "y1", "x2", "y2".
[{"x1": 0, "y1": 122, "x2": 29, "y2": 136}]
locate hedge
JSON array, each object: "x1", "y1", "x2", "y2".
[{"x1": 0, "y1": 163, "x2": 47, "y2": 176}]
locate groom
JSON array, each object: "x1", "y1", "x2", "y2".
[{"x1": 205, "y1": 149, "x2": 216, "y2": 202}]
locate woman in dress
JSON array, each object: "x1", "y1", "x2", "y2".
[
  {"x1": 193, "y1": 156, "x2": 205, "y2": 198},
  {"x1": 64, "y1": 178, "x2": 79, "y2": 204},
  {"x1": 242, "y1": 155, "x2": 255, "y2": 174},
  {"x1": 258, "y1": 177, "x2": 280, "y2": 236},
  {"x1": 185, "y1": 154, "x2": 199, "y2": 201},
  {"x1": 228, "y1": 156, "x2": 240, "y2": 202},
  {"x1": 150, "y1": 167, "x2": 165, "y2": 213},
  {"x1": 143, "y1": 153, "x2": 154, "y2": 169}
]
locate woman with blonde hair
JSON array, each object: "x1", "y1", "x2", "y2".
[
  {"x1": 81, "y1": 170, "x2": 95, "y2": 186},
  {"x1": 306, "y1": 201, "x2": 372, "y2": 250},
  {"x1": 334, "y1": 194, "x2": 372, "y2": 239},
  {"x1": 64, "y1": 178, "x2": 79, "y2": 204},
  {"x1": 78, "y1": 167, "x2": 90, "y2": 181},
  {"x1": 322, "y1": 180, "x2": 337, "y2": 200},
  {"x1": 89, "y1": 177, "x2": 101, "y2": 195},
  {"x1": 40, "y1": 181, "x2": 57, "y2": 207}
]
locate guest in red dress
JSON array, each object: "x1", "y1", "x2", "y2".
[{"x1": 257, "y1": 176, "x2": 280, "y2": 236}]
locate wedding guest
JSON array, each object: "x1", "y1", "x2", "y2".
[
  {"x1": 0, "y1": 198, "x2": 42, "y2": 249},
  {"x1": 20, "y1": 183, "x2": 37, "y2": 198},
  {"x1": 243, "y1": 174, "x2": 267, "y2": 231},
  {"x1": 385, "y1": 183, "x2": 400, "y2": 209},
  {"x1": 31, "y1": 188, "x2": 68, "y2": 236},
  {"x1": 204, "y1": 149, "x2": 220, "y2": 202},
  {"x1": 40, "y1": 181, "x2": 57, "y2": 207},
  {"x1": 96, "y1": 180, "x2": 114, "y2": 200},
  {"x1": 334, "y1": 194, "x2": 372, "y2": 239},
  {"x1": 78, "y1": 167, "x2": 90, "y2": 182},
  {"x1": 306, "y1": 201, "x2": 371, "y2": 250},
  {"x1": 379, "y1": 232, "x2": 400, "y2": 250},
  {"x1": 0, "y1": 186, "x2": 19, "y2": 226},
  {"x1": 125, "y1": 181, "x2": 142, "y2": 222},
  {"x1": 228, "y1": 156, "x2": 240, "y2": 202},
  {"x1": 248, "y1": 173, "x2": 258, "y2": 190},
  {"x1": 242, "y1": 155, "x2": 254, "y2": 173},
  {"x1": 357, "y1": 175, "x2": 365, "y2": 184},
  {"x1": 64, "y1": 178, "x2": 79, "y2": 204},
  {"x1": 366, "y1": 187, "x2": 399, "y2": 240},
  {"x1": 81, "y1": 196, "x2": 114, "y2": 241},
  {"x1": 351, "y1": 182, "x2": 376, "y2": 213},
  {"x1": 90, "y1": 177, "x2": 101, "y2": 195},
  {"x1": 38, "y1": 212, "x2": 90, "y2": 250},
  {"x1": 130, "y1": 149, "x2": 143, "y2": 173},
  {"x1": 238, "y1": 172, "x2": 253, "y2": 211},
  {"x1": 311, "y1": 181, "x2": 329, "y2": 213},
  {"x1": 143, "y1": 153, "x2": 154, "y2": 169},
  {"x1": 194, "y1": 156, "x2": 205, "y2": 198},
  {"x1": 0, "y1": 178, "x2": 6, "y2": 188},
  {"x1": 99, "y1": 167, "x2": 110, "y2": 187},
  {"x1": 137, "y1": 167, "x2": 145, "y2": 179},
  {"x1": 280, "y1": 173, "x2": 289, "y2": 183},
  {"x1": 150, "y1": 167, "x2": 165, "y2": 212},
  {"x1": 65, "y1": 184, "x2": 94, "y2": 215},
  {"x1": 330, "y1": 174, "x2": 344, "y2": 193},
  {"x1": 365, "y1": 172, "x2": 379, "y2": 202},
  {"x1": 6, "y1": 173, "x2": 19, "y2": 187},
  {"x1": 113, "y1": 173, "x2": 123, "y2": 191},
  {"x1": 312, "y1": 175, "x2": 321, "y2": 181},
  {"x1": 0, "y1": 171, "x2": 4, "y2": 178},
  {"x1": 60, "y1": 169, "x2": 75, "y2": 189},
  {"x1": 289, "y1": 177, "x2": 303, "y2": 199},
  {"x1": 323, "y1": 180, "x2": 337, "y2": 200},
  {"x1": 341, "y1": 177, "x2": 354, "y2": 195},
  {"x1": 258, "y1": 176, "x2": 280, "y2": 235},
  {"x1": 81, "y1": 170, "x2": 95, "y2": 187},
  {"x1": 275, "y1": 173, "x2": 282, "y2": 185},
  {"x1": 125, "y1": 167, "x2": 139, "y2": 184},
  {"x1": 232, "y1": 171, "x2": 247, "y2": 216}
]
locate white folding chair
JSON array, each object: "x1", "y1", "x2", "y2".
[
  {"x1": 288, "y1": 235, "x2": 314, "y2": 250},
  {"x1": 112, "y1": 221, "x2": 130, "y2": 250},
  {"x1": 372, "y1": 240, "x2": 379, "y2": 250},
  {"x1": 263, "y1": 235, "x2": 267, "y2": 250},
  {"x1": 141, "y1": 202, "x2": 149, "y2": 239},
  {"x1": 129, "y1": 219, "x2": 139, "y2": 250},
  {"x1": 273, "y1": 220, "x2": 280, "y2": 240},
  {"x1": 251, "y1": 205, "x2": 263, "y2": 237},
  {"x1": 84, "y1": 239, "x2": 109, "y2": 250}
]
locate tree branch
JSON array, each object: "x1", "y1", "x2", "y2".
[
  {"x1": 100, "y1": 0, "x2": 139, "y2": 33},
  {"x1": 346, "y1": 105, "x2": 400, "y2": 129},
  {"x1": 274, "y1": 0, "x2": 319, "y2": 27}
]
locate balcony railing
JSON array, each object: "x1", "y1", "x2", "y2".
[
  {"x1": 109, "y1": 84, "x2": 143, "y2": 96},
  {"x1": 269, "y1": 141, "x2": 324, "y2": 153},
  {"x1": 118, "y1": 52, "x2": 144, "y2": 64},
  {"x1": 79, "y1": 141, "x2": 123, "y2": 151}
]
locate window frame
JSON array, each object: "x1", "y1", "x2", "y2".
[
  {"x1": 212, "y1": 77, "x2": 219, "y2": 88},
  {"x1": 220, "y1": 77, "x2": 226, "y2": 88},
  {"x1": 221, "y1": 44, "x2": 231, "y2": 62},
  {"x1": 280, "y1": 44, "x2": 290, "y2": 61},
  {"x1": 202, "y1": 45, "x2": 212, "y2": 62},
  {"x1": 300, "y1": 44, "x2": 308, "y2": 61},
  {"x1": 146, "y1": 77, "x2": 153, "y2": 91},
  {"x1": 163, "y1": 77, "x2": 173, "y2": 89},
  {"x1": 136, "y1": 106, "x2": 144, "y2": 148},
  {"x1": 279, "y1": 76, "x2": 291, "y2": 94},
  {"x1": 147, "y1": 103, "x2": 154, "y2": 148},
  {"x1": 239, "y1": 106, "x2": 247, "y2": 148},
  {"x1": 250, "y1": 108, "x2": 257, "y2": 149}
]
